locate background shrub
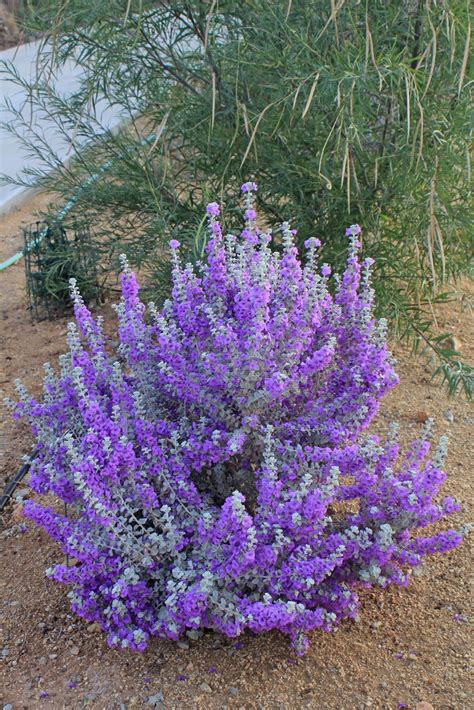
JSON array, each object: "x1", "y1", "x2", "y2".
[
  {"x1": 1, "y1": 0, "x2": 472, "y2": 393},
  {"x1": 9, "y1": 187, "x2": 464, "y2": 653}
]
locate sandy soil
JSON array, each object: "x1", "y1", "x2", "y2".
[{"x1": 0, "y1": 195, "x2": 472, "y2": 710}]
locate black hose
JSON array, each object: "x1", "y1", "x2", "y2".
[{"x1": 0, "y1": 450, "x2": 38, "y2": 512}]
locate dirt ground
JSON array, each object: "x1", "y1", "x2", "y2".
[{"x1": 0, "y1": 195, "x2": 472, "y2": 710}]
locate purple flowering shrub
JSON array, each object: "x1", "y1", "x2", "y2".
[{"x1": 10, "y1": 183, "x2": 463, "y2": 654}]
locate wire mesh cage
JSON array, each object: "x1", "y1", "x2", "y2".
[{"x1": 23, "y1": 220, "x2": 102, "y2": 320}]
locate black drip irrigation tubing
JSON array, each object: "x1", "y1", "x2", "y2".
[{"x1": 0, "y1": 450, "x2": 38, "y2": 512}]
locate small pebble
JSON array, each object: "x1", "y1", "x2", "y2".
[
  {"x1": 443, "y1": 409, "x2": 454, "y2": 423},
  {"x1": 146, "y1": 692, "x2": 164, "y2": 708},
  {"x1": 415, "y1": 703, "x2": 434, "y2": 710},
  {"x1": 199, "y1": 682, "x2": 212, "y2": 693},
  {"x1": 11, "y1": 503, "x2": 23, "y2": 522},
  {"x1": 229, "y1": 687, "x2": 239, "y2": 697},
  {"x1": 3, "y1": 704, "x2": 13, "y2": 710},
  {"x1": 186, "y1": 629, "x2": 202, "y2": 640}
]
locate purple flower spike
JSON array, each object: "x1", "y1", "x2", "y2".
[
  {"x1": 206, "y1": 202, "x2": 220, "y2": 217},
  {"x1": 345, "y1": 224, "x2": 362, "y2": 237},
  {"x1": 244, "y1": 209, "x2": 257, "y2": 221},
  {"x1": 241, "y1": 181, "x2": 257, "y2": 193},
  {"x1": 241, "y1": 229, "x2": 259, "y2": 246},
  {"x1": 304, "y1": 237, "x2": 321, "y2": 249},
  {"x1": 177, "y1": 674, "x2": 186, "y2": 681},
  {"x1": 169, "y1": 239, "x2": 180, "y2": 250}
]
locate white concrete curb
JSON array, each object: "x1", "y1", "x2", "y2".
[{"x1": 0, "y1": 39, "x2": 124, "y2": 217}]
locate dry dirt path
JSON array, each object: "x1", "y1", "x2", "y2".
[{"x1": 0, "y1": 197, "x2": 472, "y2": 709}]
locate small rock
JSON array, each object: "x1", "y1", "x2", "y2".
[
  {"x1": 443, "y1": 409, "x2": 454, "y2": 423},
  {"x1": 228, "y1": 687, "x2": 239, "y2": 697},
  {"x1": 11, "y1": 503, "x2": 23, "y2": 522},
  {"x1": 38, "y1": 656, "x2": 47, "y2": 666},
  {"x1": 87, "y1": 622, "x2": 101, "y2": 633},
  {"x1": 2, "y1": 648, "x2": 9, "y2": 657},
  {"x1": 146, "y1": 693, "x2": 164, "y2": 708},
  {"x1": 415, "y1": 411, "x2": 429, "y2": 423},
  {"x1": 186, "y1": 629, "x2": 202, "y2": 640},
  {"x1": 199, "y1": 682, "x2": 212, "y2": 693},
  {"x1": 443, "y1": 335, "x2": 462, "y2": 352},
  {"x1": 3, "y1": 704, "x2": 13, "y2": 710},
  {"x1": 70, "y1": 646, "x2": 80, "y2": 656},
  {"x1": 415, "y1": 703, "x2": 434, "y2": 710},
  {"x1": 48, "y1": 654, "x2": 57, "y2": 660},
  {"x1": 379, "y1": 681, "x2": 387, "y2": 689},
  {"x1": 177, "y1": 640, "x2": 189, "y2": 650},
  {"x1": 15, "y1": 488, "x2": 29, "y2": 499}
]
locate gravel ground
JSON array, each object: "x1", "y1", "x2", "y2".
[{"x1": 0, "y1": 196, "x2": 472, "y2": 710}]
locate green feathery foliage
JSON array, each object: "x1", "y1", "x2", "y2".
[{"x1": 1, "y1": 0, "x2": 473, "y2": 395}]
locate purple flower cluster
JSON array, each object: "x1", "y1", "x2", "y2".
[{"x1": 9, "y1": 183, "x2": 464, "y2": 654}]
